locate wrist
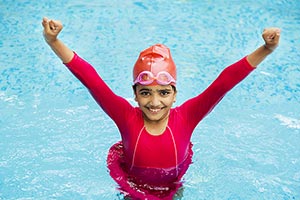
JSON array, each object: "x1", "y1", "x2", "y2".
[
  {"x1": 264, "y1": 44, "x2": 277, "y2": 52},
  {"x1": 45, "y1": 37, "x2": 58, "y2": 45},
  {"x1": 43, "y1": 33, "x2": 57, "y2": 44}
]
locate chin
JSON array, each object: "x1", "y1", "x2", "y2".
[
  {"x1": 145, "y1": 113, "x2": 168, "y2": 122},
  {"x1": 142, "y1": 107, "x2": 170, "y2": 122}
]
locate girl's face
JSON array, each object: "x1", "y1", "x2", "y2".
[{"x1": 134, "y1": 84, "x2": 177, "y2": 124}]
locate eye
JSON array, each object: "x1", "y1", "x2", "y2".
[
  {"x1": 160, "y1": 90, "x2": 171, "y2": 96},
  {"x1": 139, "y1": 91, "x2": 151, "y2": 97}
]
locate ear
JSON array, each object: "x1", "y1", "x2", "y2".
[
  {"x1": 132, "y1": 85, "x2": 138, "y2": 102},
  {"x1": 173, "y1": 89, "x2": 177, "y2": 102}
]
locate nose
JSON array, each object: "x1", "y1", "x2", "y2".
[{"x1": 149, "y1": 93, "x2": 161, "y2": 107}]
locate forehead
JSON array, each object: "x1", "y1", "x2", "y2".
[{"x1": 136, "y1": 84, "x2": 173, "y2": 91}]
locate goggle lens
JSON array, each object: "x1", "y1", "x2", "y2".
[{"x1": 134, "y1": 71, "x2": 176, "y2": 85}]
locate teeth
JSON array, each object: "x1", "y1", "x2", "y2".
[{"x1": 149, "y1": 108, "x2": 160, "y2": 113}]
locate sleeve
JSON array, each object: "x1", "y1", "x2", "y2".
[
  {"x1": 64, "y1": 53, "x2": 135, "y2": 125},
  {"x1": 178, "y1": 56, "x2": 255, "y2": 130}
]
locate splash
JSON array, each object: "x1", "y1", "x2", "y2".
[{"x1": 275, "y1": 114, "x2": 300, "y2": 129}]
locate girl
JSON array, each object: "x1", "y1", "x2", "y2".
[{"x1": 42, "y1": 17, "x2": 280, "y2": 199}]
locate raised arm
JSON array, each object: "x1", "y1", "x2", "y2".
[
  {"x1": 179, "y1": 27, "x2": 281, "y2": 130},
  {"x1": 42, "y1": 17, "x2": 74, "y2": 63},
  {"x1": 247, "y1": 27, "x2": 281, "y2": 67},
  {"x1": 41, "y1": 17, "x2": 135, "y2": 127}
]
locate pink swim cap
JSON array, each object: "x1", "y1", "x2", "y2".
[{"x1": 133, "y1": 44, "x2": 177, "y2": 86}]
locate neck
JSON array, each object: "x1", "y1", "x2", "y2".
[{"x1": 143, "y1": 112, "x2": 170, "y2": 136}]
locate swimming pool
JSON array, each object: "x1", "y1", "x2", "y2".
[{"x1": 1, "y1": 0, "x2": 299, "y2": 199}]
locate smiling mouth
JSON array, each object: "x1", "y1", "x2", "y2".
[
  {"x1": 146, "y1": 106, "x2": 165, "y2": 114},
  {"x1": 149, "y1": 108, "x2": 161, "y2": 113}
]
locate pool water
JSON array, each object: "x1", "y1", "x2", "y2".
[{"x1": 1, "y1": 0, "x2": 299, "y2": 199}]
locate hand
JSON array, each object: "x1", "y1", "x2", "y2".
[
  {"x1": 262, "y1": 27, "x2": 281, "y2": 51},
  {"x1": 42, "y1": 17, "x2": 63, "y2": 43}
]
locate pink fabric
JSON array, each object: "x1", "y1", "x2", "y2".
[
  {"x1": 65, "y1": 53, "x2": 254, "y2": 199},
  {"x1": 107, "y1": 141, "x2": 193, "y2": 199}
]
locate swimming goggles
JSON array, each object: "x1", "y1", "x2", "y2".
[{"x1": 133, "y1": 71, "x2": 176, "y2": 85}]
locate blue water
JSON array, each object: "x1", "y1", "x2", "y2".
[{"x1": 1, "y1": 0, "x2": 299, "y2": 199}]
